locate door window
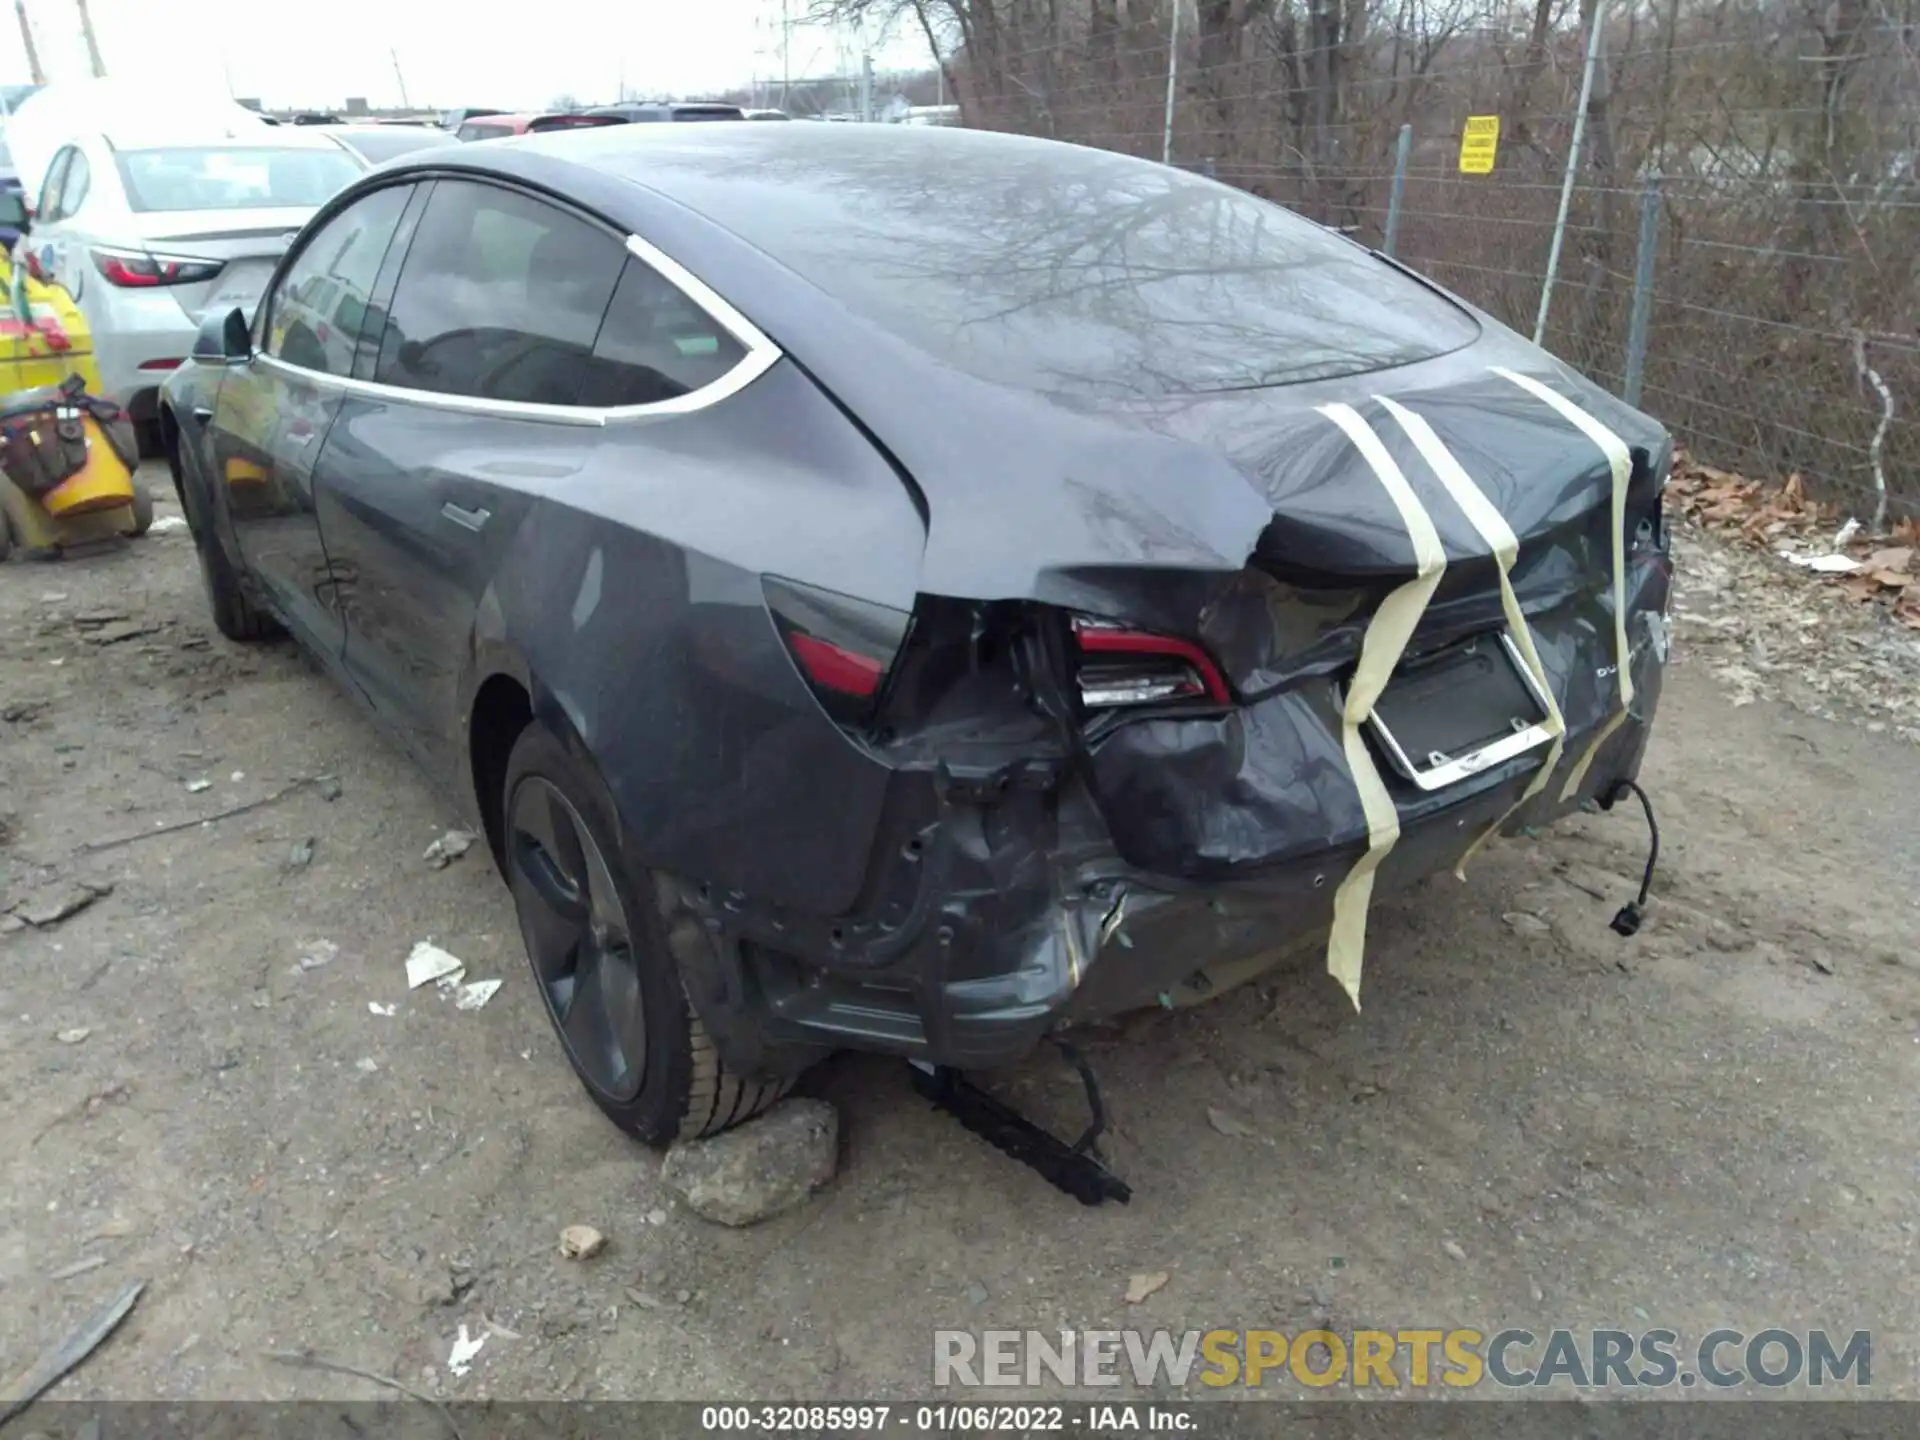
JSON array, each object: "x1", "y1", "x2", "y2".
[
  {"x1": 262, "y1": 184, "x2": 413, "y2": 377},
  {"x1": 372, "y1": 179, "x2": 625, "y2": 407}
]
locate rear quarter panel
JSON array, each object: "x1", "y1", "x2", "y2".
[{"x1": 468, "y1": 358, "x2": 928, "y2": 917}]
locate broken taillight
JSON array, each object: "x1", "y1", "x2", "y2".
[
  {"x1": 1070, "y1": 615, "x2": 1230, "y2": 709},
  {"x1": 764, "y1": 575, "x2": 912, "y2": 727}
]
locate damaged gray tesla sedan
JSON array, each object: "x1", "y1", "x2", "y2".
[{"x1": 159, "y1": 122, "x2": 1672, "y2": 1187}]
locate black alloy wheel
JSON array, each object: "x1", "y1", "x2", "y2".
[
  {"x1": 508, "y1": 775, "x2": 649, "y2": 1102},
  {"x1": 500, "y1": 722, "x2": 791, "y2": 1142}
]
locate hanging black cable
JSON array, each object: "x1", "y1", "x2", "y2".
[{"x1": 1603, "y1": 778, "x2": 1660, "y2": 936}]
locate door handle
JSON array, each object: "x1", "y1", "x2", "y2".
[
  {"x1": 191, "y1": 406, "x2": 213, "y2": 425},
  {"x1": 441, "y1": 501, "x2": 490, "y2": 533}
]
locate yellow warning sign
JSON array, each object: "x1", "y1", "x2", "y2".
[{"x1": 1459, "y1": 115, "x2": 1500, "y2": 175}]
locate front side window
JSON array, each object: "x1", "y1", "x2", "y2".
[
  {"x1": 264, "y1": 184, "x2": 412, "y2": 376},
  {"x1": 372, "y1": 180, "x2": 625, "y2": 406},
  {"x1": 114, "y1": 146, "x2": 363, "y2": 213}
]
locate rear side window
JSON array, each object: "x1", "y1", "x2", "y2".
[
  {"x1": 36, "y1": 149, "x2": 72, "y2": 220},
  {"x1": 576, "y1": 257, "x2": 749, "y2": 406},
  {"x1": 373, "y1": 179, "x2": 625, "y2": 406},
  {"x1": 56, "y1": 152, "x2": 90, "y2": 217},
  {"x1": 265, "y1": 185, "x2": 412, "y2": 376}
]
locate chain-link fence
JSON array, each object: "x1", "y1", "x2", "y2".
[{"x1": 851, "y1": 0, "x2": 1919, "y2": 519}]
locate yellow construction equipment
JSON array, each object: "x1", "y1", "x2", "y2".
[{"x1": 0, "y1": 243, "x2": 153, "y2": 560}]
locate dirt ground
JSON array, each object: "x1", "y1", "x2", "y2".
[{"x1": 3, "y1": 466, "x2": 1919, "y2": 1404}]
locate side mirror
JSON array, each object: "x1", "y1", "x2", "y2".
[{"x1": 191, "y1": 306, "x2": 252, "y2": 364}]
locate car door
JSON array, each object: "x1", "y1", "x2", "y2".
[
  {"x1": 312, "y1": 178, "x2": 628, "y2": 788},
  {"x1": 204, "y1": 181, "x2": 417, "y2": 656}
]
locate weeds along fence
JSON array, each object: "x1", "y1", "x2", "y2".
[{"x1": 908, "y1": 0, "x2": 1920, "y2": 520}]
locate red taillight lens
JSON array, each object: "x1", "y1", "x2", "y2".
[
  {"x1": 1071, "y1": 615, "x2": 1230, "y2": 709},
  {"x1": 91, "y1": 248, "x2": 225, "y2": 288},
  {"x1": 765, "y1": 576, "x2": 911, "y2": 727}
]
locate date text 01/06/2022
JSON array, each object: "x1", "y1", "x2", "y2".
[{"x1": 697, "y1": 1404, "x2": 1196, "y2": 1433}]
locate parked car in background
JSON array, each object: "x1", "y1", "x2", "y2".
[
  {"x1": 15, "y1": 118, "x2": 363, "y2": 450},
  {"x1": 158, "y1": 124, "x2": 1673, "y2": 1151},
  {"x1": 455, "y1": 112, "x2": 624, "y2": 141},
  {"x1": 440, "y1": 107, "x2": 505, "y2": 131},
  {"x1": 581, "y1": 102, "x2": 745, "y2": 124},
  {"x1": 314, "y1": 123, "x2": 461, "y2": 165},
  {"x1": 743, "y1": 108, "x2": 791, "y2": 121},
  {"x1": 5, "y1": 81, "x2": 273, "y2": 213}
]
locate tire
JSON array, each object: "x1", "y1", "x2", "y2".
[
  {"x1": 176, "y1": 443, "x2": 278, "y2": 642},
  {"x1": 126, "y1": 480, "x2": 154, "y2": 537},
  {"x1": 502, "y1": 722, "x2": 789, "y2": 1145}
]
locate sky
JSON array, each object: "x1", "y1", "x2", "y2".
[{"x1": 0, "y1": 0, "x2": 941, "y2": 111}]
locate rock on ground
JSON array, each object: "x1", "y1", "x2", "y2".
[{"x1": 660, "y1": 1098, "x2": 838, "y2": 1227}]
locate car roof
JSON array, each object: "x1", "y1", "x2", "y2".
[{"x1": 499, "y1": 120, "x2": 1143, "y2": 225}]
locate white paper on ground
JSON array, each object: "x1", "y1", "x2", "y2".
[{"x1": 405, "y1": 941, "x2": 467, "y2": 989}]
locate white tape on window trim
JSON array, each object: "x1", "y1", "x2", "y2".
[
  {"x1": 1492, "y1": 368, "x2": 1634, "y2": 801},
  {"x1": 1372, "y1": 395, "x2": 1568, "y2": 878},
  {"x1": 1316, "y1": 403, "x2": 1446, "y2": 1007}
]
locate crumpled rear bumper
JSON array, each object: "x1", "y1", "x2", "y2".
[{"x1": 676, "y1": 545, "x2": 1672, "y2": 1079}]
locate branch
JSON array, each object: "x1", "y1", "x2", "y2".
[{"x1": 1851, "y1": 330, "x2": 1894, "y2": 534}]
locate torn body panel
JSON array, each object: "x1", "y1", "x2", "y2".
[
  {"x1": 666, "y1": 558, "x2": 1666, "y2": 1079},
  {"x1": 655, "y1": 350, "x2": 1674, "y2": 1077}
]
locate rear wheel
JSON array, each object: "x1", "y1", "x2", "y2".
[
  {"x1": 502, "y1": 723, "x2": 788, "y2": 1144},
  {"x1": 174, "y1": 437, "x2": 278, "y2": 642}
]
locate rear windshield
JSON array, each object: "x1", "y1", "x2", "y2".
[
  {"x1": 115, "y1": 146, "x2": 362, "y2": 213},
  {"x1": 672, "y1": 108, "x2": 743, "y2": 122},
  {"x1": 703, "y1": 137, "x2": 1479, "y2": 398}
]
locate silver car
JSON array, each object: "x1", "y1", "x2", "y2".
[{"x1": 21, "y1": 124, "x2": 364, "y2": 450}]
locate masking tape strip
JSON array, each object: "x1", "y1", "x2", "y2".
[
  {"x1": 1492, "y1": 368, "x2": 1634, "y2": 801},
  {"x1": 1372, "y1": 396, "x2": 1570, "y2": 878},
  {"x1": 1316, "y1": 402, "x2": 1446, "y2": 1007}
]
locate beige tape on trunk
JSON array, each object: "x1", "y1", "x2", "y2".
[
  {"x1": 1316, "y1": 403, "x2": 1446, "y2": 1007},
  {"x1": 1372, "y1": 396, "x2": 1568, "y2": 878},
  {"x1": 1492, "y1": 369, "x2": 1635, "y2": 802}
]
